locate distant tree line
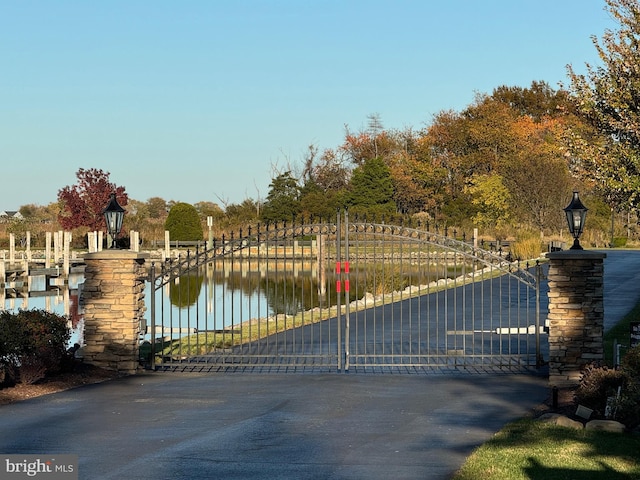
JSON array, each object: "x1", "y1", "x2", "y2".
[{"x1": 6, "y1": 1, "x2": 640, "y2": 249}]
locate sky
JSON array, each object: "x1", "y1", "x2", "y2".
[{"x1": 1, "y1": 0, "x2": 617, "y2": 210}]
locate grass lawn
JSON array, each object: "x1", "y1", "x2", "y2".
[
  {"x1": 452, "y1": 418, "x2": 640, "y2": 479},
  {"x1": 452, "y1": 298, "x2": 640, "y2": 480}
]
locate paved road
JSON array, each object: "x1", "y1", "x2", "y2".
[
  {"x1": 0, "y1": 373, "x2": 547, "y2": 480},
  {"x1": 1, "y1": 250, "x2": 639, "y2": 480},
  {"x1": 600, "y1": 249, "x2": 640, "y2": 331}
]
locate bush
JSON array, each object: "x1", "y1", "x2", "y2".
[
  {"x1": 621, "y1": 345, "x2": 640, "y2": 379},
  {"x1": 164, "y1": 202, "x2": 203, "y2": 241},
  {"x1": 575, "y1": 363, "x2": 627, "y2": 415},
  {"x1": 0, "y1": 309, "x2": 71, "y2": 386},
  {"x1": 612, "y1": 236, "x2": 628, "y2": 248},
  {"x1": 575, "y1": 360, "x2": 640, "y2": 429}
]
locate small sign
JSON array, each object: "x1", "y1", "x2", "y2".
[
  {"x1": 575, "y1": 404, "x2": 593, "y2": 420},
  {"x1": 631, "y1": 322, "x2": 640, "y2": 349}
]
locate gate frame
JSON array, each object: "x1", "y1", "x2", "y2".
[{"x1": 147, "y1": 213, "x2": 545, "y2": 372}]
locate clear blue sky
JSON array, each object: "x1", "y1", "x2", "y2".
[{"x1": 1, "y1": 0, "x2": 615, "y2": 209}]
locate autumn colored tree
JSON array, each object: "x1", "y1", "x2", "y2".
[
  {"x1": 492, "y1": 81, "x2": 572, "y2": 121},
  {"x1": 466, "y1": 174, "x2": 512, "y2": 228},
  {"x1": 146, "y1": 197, "x2": 168, "y2": 219},
  {"x1": 502, "y1": 117, "x2": 571, "y2": 232},
  {"x1": 308, "y1": 148, "x2": 350, "y2": 193},
  {"x1": 566, "y1": 0, "x2": 640, "y2": 211},
  {"x1": 222, "y1": 198, "x2": 261, "y2": 233},
  {"x1": 57, "y1": 168, "x2": 128, "y2": 231},
  {"x1": 339, "y1": 115, "x2": 400, "y2": 167},
  {"x1": 193, "y1": 201, "x2": 224, "y2": 224}
]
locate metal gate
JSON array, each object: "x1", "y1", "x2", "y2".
[{"x1": 147, "y1": 213, "x2": 547, "y2": 373}]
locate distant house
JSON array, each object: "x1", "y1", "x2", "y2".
[{"x1": 0, "y1": 211, "x2": 24, "y2": 222}]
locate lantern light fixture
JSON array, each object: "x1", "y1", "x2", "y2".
[
  {"x1": 103, "y1": 193, "x2": 125, "y2": 249},
  {"x1": 564, "y1": 191, "x2": 588, "y2": 250}
]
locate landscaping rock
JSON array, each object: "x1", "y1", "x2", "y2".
[
  {"x1": 537, "y1": 413, "x2": 583, "y2": 429},
  {"x1": 585, "y1": 419, "x2": 625, "y2": 433}
]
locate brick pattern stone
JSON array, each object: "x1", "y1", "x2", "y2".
[
  {"x1": 547, "y1": 250, "x2": 606, "y2": 387},
  {"x1": 81, "y1": 251, "x2": 148, "y2": 374}
]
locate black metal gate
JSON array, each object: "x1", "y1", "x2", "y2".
[{"x1": 147, "y1": 213, "x2": 547, "y2": 373}]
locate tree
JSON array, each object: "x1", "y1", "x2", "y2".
[
  {"x1": 164, "y1": 203, "x2": 203, "y2": 241},
  {"x1": 223, "y1": 199, "x2": 260, "y2": 232},
  {"x1": 194, "y1": 201, "x2": 224, "y2": 221},
  {"x1": 492, "y1": 81, "x2": 572, "y2": 121},
  {"x1": 298, "y1": 179, "x2": 342, "y2": 220},
  {"x1": 466, "y1": 174, "x2": 512, "y2": 228},
  {"x1": 261, "y1": 171, "x2": 301, "y2": 223},
  {"x1": 566, "y1": 0, "x2": 640, "y2": 211},
  {"x1": 146, "y1": 197, "x2": 168, "y2": 219},
  {"x1": 388, "y1": 141, "x2": 448, "y2": 215},
  {"x1": 502, "y1": 117, "x2": 571, "y2": 232},
  {"x1": 346, "y1": 157, "x2": 396, "y2": 218},
  {"x1": 309, "y1": 148, "x2": 350, "y2": 193},
  {"x1": 57, "y1": 168, "x2": 128, "y2": 231}
]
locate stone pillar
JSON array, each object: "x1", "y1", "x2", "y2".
[
  {"x1": 81, "y1": 250, "x2": 149, "y2": 374},
  {"x1": 547, "y1": 250, "x2": 606, "y2": 387}
]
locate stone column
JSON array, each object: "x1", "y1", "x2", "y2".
[
  {"x1": 546, "y1": 250, "x2": 606, "y2": 387},
  {"x1": 81, "y1": 250, "x2": 149, "y2": 374}
]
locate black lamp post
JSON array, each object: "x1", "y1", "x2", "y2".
[
  {"x1": 564, "y1": 191, "x2": 588, "y2": 250},
  {"x1": 103, "y1": 193, "x2": 125, "y2": 249}
]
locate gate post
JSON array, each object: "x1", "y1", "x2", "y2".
[
  {"x1": 81, "y1": 250, "x2": 149, "y2": 374},
  {"x1": 546, "y1": 250, "x2": 606, "y2": 387}
]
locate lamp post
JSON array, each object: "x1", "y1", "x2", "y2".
[
  {"x1": 564, "y1": 191, "x2": 588, "y2": 250},
  {"x1": 103, "y1": 193, "x2": 125, "y2": 249}
]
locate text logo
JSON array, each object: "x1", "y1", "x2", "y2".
[{"x1": 1, "y1": 455, "x2": 77, "y2": 480}]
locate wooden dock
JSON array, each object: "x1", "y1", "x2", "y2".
[{"x1": 1, "y1": 260, "x2": 85, "y2": 297}]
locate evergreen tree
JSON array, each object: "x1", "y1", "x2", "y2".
[
  {"x1": 261, "y1": 172, "x2": 301, "y2": 223},
  {"x1": 164, "y1": 203, "x2": 203, "y2": 241},
  {"x1": 347, "y1": 157, "x2": 396, "y2": 218}
]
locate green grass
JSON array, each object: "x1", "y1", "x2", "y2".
[
  {"x1": 452, "y1": 418, "x2": 640, "y2": 479},
  {"x1": 453, "y1": 300, "x2": 640, "y2": 480}
]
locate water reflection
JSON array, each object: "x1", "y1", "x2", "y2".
[
  {"x1": 1, "y1": 272, "x2": 85, "y2": 345},
  {"x1": 2, "y1": 259, "x2": 463, "y2": 339},
  {"x1": 169, "y1": 273, "x2": 203, "y2": 308},
  {"x1": 151, "y1": 259, "x2": 461, "y2": 334}
]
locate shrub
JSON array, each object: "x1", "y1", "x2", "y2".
[
  {"x1": 164, "y1": 202, "x2": 203, "y2": 241},
  {"x1": 575, "y1": 363, "x2": 627, "y2": 416},
  {"x1": 621, "y1": 345, "x2": 640, "y2": 379},
  {"x1": 0, "y1": 309, "x2": 71, "y2": 386},
  {"x1": 612, "y1": 236, "x2": 628, "y2": 248},
  {"x1": 575, "y1": 361, "x2": 640, "y2": 429}
]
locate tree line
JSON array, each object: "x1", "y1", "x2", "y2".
[{"x1": 4, "y1": 0, "x2": 640, "y2": 250}]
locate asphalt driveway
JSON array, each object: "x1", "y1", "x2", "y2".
[
  {"x1": 0, "y1": 372, "x2": 547, "y2": 480},
  {"x1": 1, "y1": 249, "x2": 639, "y2": 479}
]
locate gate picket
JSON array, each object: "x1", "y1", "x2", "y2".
[{"x1": 147, "y1": 214, "x2": 547, "y2": 373}]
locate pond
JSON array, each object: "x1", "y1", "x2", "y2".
[{"x1": 2, "y1": 258, "x2": 469, "y2": 344}]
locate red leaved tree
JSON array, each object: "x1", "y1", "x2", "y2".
[{"x1": 57, "y1": 168, "x2": 128, "y2": 231}]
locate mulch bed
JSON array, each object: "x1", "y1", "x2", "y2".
[{"x1": 0, "y1": 364, "x2": 123, "y2": 405}]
